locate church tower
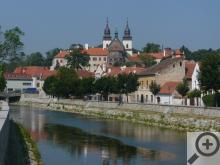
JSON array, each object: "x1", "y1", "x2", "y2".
[
  {"x1": 103, "y1": 18, "x2": 112, "y2": 49},
  {"x1": 123, "y1": 20, "x2": 133, "y2": 55}
]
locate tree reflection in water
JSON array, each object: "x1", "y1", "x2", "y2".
[{"x1": 44, "y1": 124, "x2": 175, "y2": 165}]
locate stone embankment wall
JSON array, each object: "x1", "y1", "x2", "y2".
[
  {"x1": 20, "y1": 98, "x2": 220, "y2": 131},
  {"x1": 0, "y1": 101, "x2": 10, "y2": 165}
]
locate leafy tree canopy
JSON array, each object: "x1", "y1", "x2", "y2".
[
  {"x1": 143, "y1": 43, "x2": 160, "y2": 53},
  {"x1": 139, "y1": 53, "x2": 157, "y2": 67},
  {"x1": 176, "y1": 78, "x2": 189, "y2": 97},
  {"x1": 149, "y1": 81, "x2": 160, "y2": 96}
]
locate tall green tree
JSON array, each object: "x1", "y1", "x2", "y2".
[
  {"x1": 139, "y1": 53, "x2": 157, "y2": 67},
  {"x1": 180, "y1": 45, "x2": 191, "y2": 59},
  {"x1": 25, "y1": 52, "x2": 45, "y2": 66},
  {"x1": 43, "y1": 75, "x2": 57, "y2": 97},
  {"x1": 199, "y1": 53, "x2": 220, "y2": 106},
  {"x1": 0, "y1": 26, "x2": 24, "y2": 63},
  {"x1": 117, "y1": 73, "x2": 139, "y2": 102},
  {"x1": 94, "y1": 76, "x2": 117, "y2": 101},
  {"x1": 0, "y1": 64, "x2": 6, "y2": 92},
  {"x1": 176, "y1": 78, "x2": 190, "y2": 105},
  {"x1": 149, "y1": 81, "x2": 160, "y2": 103},
  {"x1": 143, "y1": 43, "x2": 160, "y2": 53},
  {"x1": 66, "y1": 49, "x2": 90, "y2": 70}
]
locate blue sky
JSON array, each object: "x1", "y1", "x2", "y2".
[{"x1": 0, "y1": 0, "x2": 220, "y2": 54}]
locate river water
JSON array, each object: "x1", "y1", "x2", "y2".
[{"x1": 9, "y1": 105, "x2": 186, "y2": 165}]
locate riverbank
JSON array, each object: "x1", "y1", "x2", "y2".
[
  {"x1": 16, "y1": 98, "x2": 220, "y2": 131},
  {"x1": 5, "y1": 120, "x2": 44, "y2": 165}
]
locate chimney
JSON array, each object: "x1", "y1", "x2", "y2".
[{"x1": 85, "y1": 43, "x2": 89, "y2": 50}]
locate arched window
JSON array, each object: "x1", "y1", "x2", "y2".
[{"x1": 126, "y1": 44, "x2": 129, "y2": 49}]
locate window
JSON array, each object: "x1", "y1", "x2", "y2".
[
  {"x1": 146, "y1": 95, "x2": 148, "y2": 102},
  {"x1": 23, "y1": 82, "x2": 31, "y2": 86},
  {"x1": 180, "y1": 62, "x2": 182, "y2": 66},
  {"x1": 173, "y1": 64, "x2": 175, "y2": 68},
  {"x1": 60, "y1": 60, "x2": 63, "y2": 63},
  {"x1": 106, "y1": 44, "x2": 109, "y2": 47},
  {"x1": 104, "y1": 57, "x2": 106, "y2": 61},
  {"x1": 93, "y1": 57, "x2": 97, "y2": 61},
  {"x1": 137, "y1": 95, "x2": 139, "y2": 102},
  {"x1": 99, "y1": 57, "x2": 101, "y2": 61},
  {"x1": 151, "y1": 95, "x2": 153, "y2": 102},
  {"x1": 146, "y1": 80, "x2": 149, "y2": 87},
  {"x1": 37, "y1": 83, "x2": 40, "y2": 87},
  {"x1": 126, "y1": 44, "x2": 129, "y2": 48}
]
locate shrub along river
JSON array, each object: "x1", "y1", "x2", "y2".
[{"x1": 9, "y1": 105, "x2": 186, "y2": 165}]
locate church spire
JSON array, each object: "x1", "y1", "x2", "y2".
[
  {"x1": 123, "y1": 19, "x2": 132, "y2": 40},
  {"x1": 103, "y1": 17, "x2": 111, "y2": 40}
]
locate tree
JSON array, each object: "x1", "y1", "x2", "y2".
[
  {"x1": 149, "y1": 81, "x2": 160, "y2": 103},
  {"x1": 45, "y1": 48, "x2": 61, "y2": 66},
  {"x1": 66, "y1": 49, "x2": 90, "y2": 70},
  {"x1": 25, "y1": 52, "x2": 45, "y2": 66},
  {"x1": 187, "y1": 89, "x2": 201, "y2": 99},
  {"x1": 117, "y1": 73, "x2": 139, "y2": 102},
  {"x1": 199, "y1": 54, "x2": 220, "y2": 106},
  {"x1": 78, "y1": 77, "x2": 95, "y2": 97},
  {"x1": 180, "y1": 45, "x2": 191, "y2": 60},
  {"x1": 0, "y1": 64, "x2": 6, "y2": 92},
  {"x1": 43, "y1": 75, "x2": 57, "y2": 97},
  {"x1": 43, "y1": 67, "x2": 78, "y2": 99},
  {"x1": 0, "y1": 26, "x2": 24, "y2": 63},
  {"x1": 143, "y1": 43, "x2": 160, "y2": 53},
  {"x1": 69, "y1": 43, "x2": 83, "y2": 50},
  {"x1": 176, "y1": 78, "x2": 190, "y2": 105},
  {"x1": 94, "y1": 76, "x2": 117, "y2": 101},
  {"x1": 139, "y1": 53, "x2": 157, "y2": 67}
]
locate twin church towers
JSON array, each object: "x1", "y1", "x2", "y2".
[{"x1": 102, "y1": 19, "x2": 133, "y2": 55}]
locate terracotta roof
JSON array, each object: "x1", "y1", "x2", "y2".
[
  {"x1": 185, "y1": 61, "x2": 196, "y2": 79},
  {"x1": 55, "y1": 48, "x2": 108, "y2": 59},
  {"x1": 55, "y1": 51, "x2": 69, "y2": 58},
  {"x1": 4, "y1": 73, "x2": 32, "y2": 80},
  {"x1": 76, "y1": 70, "x2": 95, "y2": 79},
  {"x1": 83, "y1": 48, "x2": 108, "y2": 56},
  {"x1": 149, "y1": 52, "x2": 165, "y2": 59},
  {"x1": 138, "y1": 57, "x2": 183, "y2": 76},
  {"x1": 159, "y1": 81, "x2": 181, "y2": 95},
  {"x1": 106, "y1": 66, "x2": 145, "y2": 76},
  {"x1": 13, "y1": 66, "x2": 56, "y2": 80},
  {"x1": 128, "y1": 54, "x2": 141, "y2": 62}
]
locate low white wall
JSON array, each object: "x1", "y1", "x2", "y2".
[{"x1": 0, "y1": 101, "x2": 10, "y2": 165}]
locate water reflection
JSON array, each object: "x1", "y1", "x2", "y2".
[
  {"x1": 10, "y1": 106, "x2": 186, "y2": 165},
  {"x1": 44, "y1": 123, "x2": 175, "y2": 165}
]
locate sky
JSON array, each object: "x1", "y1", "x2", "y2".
[{"x1": 0, "y1": 0, "x2": 220, "y2": 54}]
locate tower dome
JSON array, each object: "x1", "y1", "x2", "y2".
[{"x1": 108, "y1": 31, "x2": 125, "y2": 52}]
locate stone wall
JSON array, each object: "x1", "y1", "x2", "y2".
[
  {"x1": 0, "y1": 101, "x2": 10, "y2": 165},
  {"x1": 19, "y1": 98, "x2": 220, "y2": 131}
]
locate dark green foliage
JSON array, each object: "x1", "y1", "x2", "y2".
[
  {"x1": 199, "y1": 53, "x2": 220, "y2": 93},
  {"x1": 187, "y1": 89, "x2": 201, "y2": 98},
  {"x1": 43, "y1": 76, "x2": 57, "y2": 97},
  {"x1": 0, "y1": 26, "x2": 24, "y2": 63},
  {"x1": 45, "y1": 48, "x2": 61, "y2": 66},
  {"x1": 66, "y1": 49, "x2": 90, "y2": 70},
  {"x1": 176, "y1": 78, "x2": 189, "y2": 98},
  {"x1": 143, "y1": 43, "x2": 160, "y2": 53},
  {"x1": 94, "y1": 76, "x2": 117, "y2": 101},
  {"x1": 25, "y1": 52, "x2": 45, "y2": 66},
  {"x1": 139, "y1": 53, "x2": 157, "y2": 67},
  {"x1": 0, "y1": 64, "x2": 6, "y2": 91},
  {"x1": 149, "y1": 81, "x2": 160, "y2": 96},
  {"x1": 116, "y1": 73, "x2": 139, "y2": 102},
  {"x1": 79, "y1": 77, "x2": 95, "y2": 96},
  {"x1": 202, "y1": 94, "x2": 220, "y2": 107}
]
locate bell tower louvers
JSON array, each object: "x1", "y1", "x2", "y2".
[
  {"x1": 123, "y1": 20, "x2": 133, "y2": 55},
  {"x1": 103, "y1": 18, "x2": 112, "y2": 49}
]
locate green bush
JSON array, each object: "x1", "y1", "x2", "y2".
[{"x1": 202, "y1": 94, "x2": 220, "y2": 107}]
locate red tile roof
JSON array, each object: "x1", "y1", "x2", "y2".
[
  {"x1": 149, "y1": 52, "x2": 165, "y2": 59},
  {"x1": 55, "y1": 51, "x2": 69, "y2": 58},
  {"x1": 13, "y1": 66, "x2": 56, "y2": 80},
  {"x1": 106, "y1": 67, "x2": 145, "y2": 76},
  {"x1": 76, "y1": 70, "x2": 95, "y2": 79},
  {"x1": 55, "y1": 48, "x2": 108, "y2": 58},
  {"x1": 128, "y1": 54, "x2": 141, "y2": 62},
  {"x1": 4, "y1": 73, "x2": 32, "y2": 80},
  {"x1": 83, "y1": 48, "x2": 108, "y2": 56},
  {"x1": 185, "y1": 61, "x2": 196, "y2": 79},
  {"x1": 159, "y1": 81, "x2": 181, "y2": 95}
]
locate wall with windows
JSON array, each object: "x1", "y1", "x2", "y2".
[
  {"x1": 6, "y1": 79, "x2": 34, "y2": 92},
  {"x1": 88, "y1": 55, "x2": 107, "y2": 72}
]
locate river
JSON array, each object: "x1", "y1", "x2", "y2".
[{"x1": 9, "y1": 105, "x2": 186, "y2": 165}]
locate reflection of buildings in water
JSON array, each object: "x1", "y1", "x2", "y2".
[
  {"x1": 101, "y1": 121, "x2": 185, "y2": 143},
  {"x1": 17, "y1": 108, "x2": 48, "y2": 141}
]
